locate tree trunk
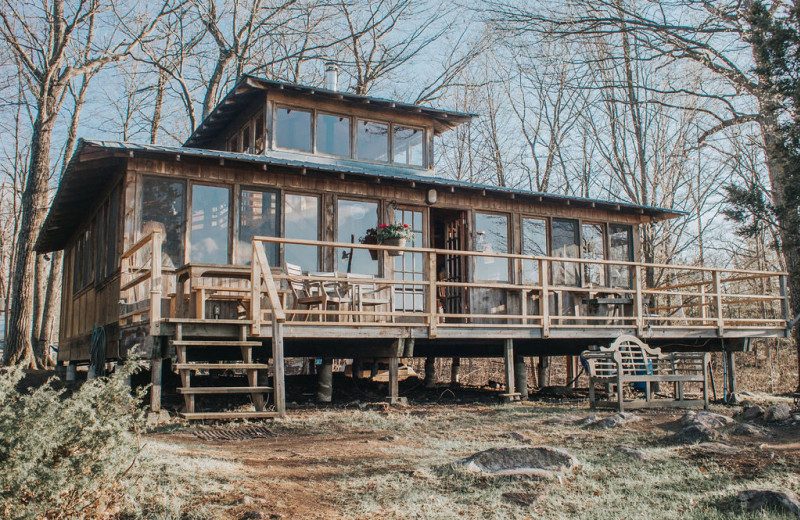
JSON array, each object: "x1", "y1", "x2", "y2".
[
  {"x1": 37, "y1": 250, "x2": 63, "y2": 367},
  {"x1": 31, "y1": 253, "x2": 48, "y2": 349},
  {"x1": 4, "y1": 113, "x2": 55, "y2": 368}
]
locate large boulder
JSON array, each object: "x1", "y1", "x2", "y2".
[
  {"x1": 739, "y1": 489, "x2": 800, "y2": 515},
  {"x1": 669, "y1": 423, "x2": 723, "y2": 444},
  {"x1": 738, "y1": 405, "x2": 764, "y2": 421},
  {"x1": 458, "y1": 446, "x2": 579, "y2": 479},
  {"x1": 588, "y1": 412, "x2": 641, "y2": 429},
  {"x1": 681, "y1": 411, "x2": 733, "y2": 429},
  {"x1": 615, "y1": 445, "x2": 651, "y2": 462},
  {"x1": 764, "y1": 403, "x2": 791, "y2": 423}
]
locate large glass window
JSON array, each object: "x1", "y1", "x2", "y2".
[
  {"x1": 317, "y1": 113, "x2": 351, "y2": 157},
  {"x1": 275, "y1": 107, "x2": 312, "y2": 152},
  {"x1": 357, "y1": 120, "x2": 389, "y2": 162},
  {"x1": 238, "y1": 188, "x2": 279, "y2": 266},
  {"x1": 609, "y1": 224, "x2": 634, "y2": 288},
  {"x1": 191, "y1": 185, "x2": 230, "y2": 264},
  {"x1": 141, "y1": 176, "x2": 185, "y2": 267},
  {"x1": 551, "y1": 218, "x2": 580, "y2": 286},
  {"x1": 522, "y1": 217, "x2": 547, "y2": 283},
  {"x1": 394, "y1": 208, "x2": 424, "y2": 311},
  {"x1": 284, "y1": 194, "x2": 319, "y2": 272},
  {"x1": 254, "y1": 111, "x2": 265, "y2": 153},
  {"x1": 475, "y1": 213, "x2": 509, "y2": 282},
  {"x1": 582, "y1": 223, "x2": 606, "y2": 286},
  {"x1": 338, "y1": 199, "x2": 379, "y2": 275},
  {"x1": 393, "y1": 125, "x2": 424, "y2": 166}
]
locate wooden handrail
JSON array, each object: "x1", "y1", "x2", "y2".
[{"x1": 121, "y1": 230, "x2": 161, "y2": 261}]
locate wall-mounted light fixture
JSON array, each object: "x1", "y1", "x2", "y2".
[{"x1": 427, "y1": 188, "x2": 438, "y2": 204}]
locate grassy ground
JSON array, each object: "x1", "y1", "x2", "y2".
[{"x1": 139, "y1": 394, "x2": 800, "y2": 520}]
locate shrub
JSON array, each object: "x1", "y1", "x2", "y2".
[{"x1": 0, "y1": 362, "x2": 146, "y2": 520}]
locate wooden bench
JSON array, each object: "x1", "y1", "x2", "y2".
[{"x1": 581, "y1": 335, "x2": 709, "y2": 411}]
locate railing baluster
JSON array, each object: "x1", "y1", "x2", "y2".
[
  {"x1": 633, "y1": 265, "x2": 644, "y2": 335},
  {"x1": 150, "y1": 230, "x2": 162, "y2": 335},
  {"x1": 251, "y1": 238, "x2": 262, "y2": 336},
  {"x1": 540, "y1": 259, "x2": 549, "y2": 338},
  {"x1": 713, "y1": 270, "x2": 724, "y2": 336},
  {"x1": 428, "y1": 251, "x2": 438, "y2": 338}
]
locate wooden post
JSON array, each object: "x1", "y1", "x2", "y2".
[
  {"x1": 424, "y1": 357, "x2": 436, "y2": 388},
  {"x1": 251, "y1": 239, "x2": 262, "y2": 336},
  {"x1": 713, "y1": 270, "x2": 724, "y2": 336},
  {"x1": 514, "y1": 354, "x2": 528, "y2": 400},
  {"x1": 633, "y1": 265, "x2": 644, "y2": 335},
  {"x1": 66, "y1": 361, "x2": 77, "y2": 382},
  {"x1": 540, "y1": 259, "x2": 550, "y2": 338},
  {"x1": 388, "y1": 357, "x2": 399, "y2": 404},
  {"x1": 537, "y1": 356, "x2": 549, "y2": 388},
  {"x1": 150, "y1": 358, "x2": 162, "y2": 412},
  {"x1": 726, "y1": 350, "x2": 737, "y2": 399},
  {"x1": 780, "y1": 275, "x2": 791, "y2": 328},
  {"x1": 700, "y1": 281, "x2": 707, "y2": 325},
  {"x1": 503, "y1": 339, "x2": 516, "y2": 400},
  {"x1": 428, "y1": 252, "x2": 438, "y2": 338},
  {"x1": 272, "y1": 317, "x2": 286, "y2": 416},
  {"x1": 150, "y1": 231, "x2": 162, "y2": 335},
  {"x1": 450, "y1": 357, "x2": 461, "y2": 386},
  {"x1": 566, "y1": 356, "x2": 576, "y2": 388},
  {"x1": 317, "y1": 358, "x2": 333, "y2": 403}
]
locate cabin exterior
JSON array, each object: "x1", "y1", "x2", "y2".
[{"x1": 36, "y1": 72, "x2": 790, "y2": 419}]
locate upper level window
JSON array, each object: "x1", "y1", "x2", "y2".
[
  {"x1": 316, "y1": 113, "x2": 350, "y2": 157},
  {"x1": 357, "y1": 120, "x2": 389, "y2": 162},
  {"x1": 275, "y1": 107, "x2": 312, "y2": 152},
  {"x1": 393, "y1": 125, "x2": 423, "y2": 166}
]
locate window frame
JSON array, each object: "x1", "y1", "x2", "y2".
[
  {"x1": 473, "y1": 211, "x2": 511, "y2": 282},
  {"x1": 236, "y1": 185, "x2": 281, "y2": 267},
  {"x1": 282, "y1": 190, "x2": 322, "y2": 272},
  {"x1": 188, "y1": 182, "x2": 233, "y2": 265},
  {"x1": 272, "y1": 104, "x2": 314, "y2": 154},
  {"x1": 314, "y1": 110, "x2": 353, "y2": 159}
]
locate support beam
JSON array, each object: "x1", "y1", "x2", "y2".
[
  {"x1": 66, "y1": 361, "x2": 77, "y2": 382},
  {"x1": 150, "y1": 358, "x2": 163, "y2": 412},
  {"x1": 726, "y1": 350, "x2": 737, "y2": 399},
  {"x1": 537, "y1": 356, "x2": 549, "y2": 389},
  {"x1": 272, "y1": 319, "x2": 286, "y2": 416},
  {"x1": 317, "y1": 358, "x2": 333, "y2": 403},
  {"x1": 514, "y1": 355, "x2": 528, "y2": 400},
  {"x1": 566, "y1": 356, "x2": 576, "y2": 388},
  {"x1": 424, "y1": 357, "x2": 436, "y2": 388},
  {"x1": 388, "y1": 357, "x2": 399, "y2": 404},
  {"x1": 503, "y1": 340, "x2": 516, "y2": 399},
  {"x1": 352, "y1": 358, "x2": 363, "y2": 381},
  {"x1": 450, "y1": 357, "x2": 461, "y2": 386}
]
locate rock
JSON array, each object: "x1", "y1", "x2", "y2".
[
  {"x1": 615, "y1": 445, "x2": 651, "y2": 462},
  {"x1": 681, "y1": 411, "x2": 733, "y2": 429},
  {"x1": 738, "y1": 489, "x2": 800, "y2": 515},
  {"x1": 691, "y1": 442, "x2": 742, "y2": 455},
  {"x1": 378, "y1": 435, "x2": 397, "y2": 442},
  {"x1": 504, "y1": 431, "x2": 533, "y2": 444},
  {"x1": 764, "y1": 403, "x2": 791, "y2": 423},
  {"x1": 740, "y1": 391, "x2": 756, "y2": 398},
  {"x1": 502, "y1": 491, "x2": 545, "y2": 507},
  {"x1": 145, "y1": 410, "x2": 171, "y2": 426},
  {"x1": 589, "y1": 412, "x2": 641, "y2": 429},
  {"x1": 670, "y1": 424, "x2": 722, "y2": 444},
  {"x1": 458, "y1": 446, "x2": 578, "y2": 479},
  {"x1": 575, "y1": 415, "x2": 599, "y2": 426},
  {"x1": 543, "y1": 415, "x2": 581, "y2": 425},
  {"x1": 730, "y1": 423, "x2": 769, "y2": 438},
  {"x1": 739, "y1": 405, "x2": 764, "y2": 421}
]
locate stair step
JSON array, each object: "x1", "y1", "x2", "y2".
[
  {"x1": 180, "y1": 411, "x2": 280, "y2": 420},
  {"x1": 175, "y1": 363, "x2": 270, "y2": 370},
  {"x1": 170, "y1": 340, "x2": 262, "y2": 347},
  {"x1": 178, "y1": 386, "x2": 273, "y2": 394}
]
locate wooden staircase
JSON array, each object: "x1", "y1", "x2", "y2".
[{"x1": 173, "y1": 324, "x2": 279, "y2": 420}]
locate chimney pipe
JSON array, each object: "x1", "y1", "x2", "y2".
[{"x1": 325, "y1": 62, "x2": 339, "y2": 91}]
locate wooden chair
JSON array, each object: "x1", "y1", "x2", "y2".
[
  {"x1": 348, "y1": 273, "x2": 393, "y2": 322},
  {"x1": 311, "y1": 271, "x2": 353, "y2": 321},
  {"x1": 286, "y1": 263, "x2": 328, "y2": 321}
]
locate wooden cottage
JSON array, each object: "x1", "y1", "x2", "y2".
[{"x1": 36, "y1": 71, "x2": 790, "y2": 419}]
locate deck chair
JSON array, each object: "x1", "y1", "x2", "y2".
[
  {"x1": 347, "y1": 273, "x2": 393, "y2": 322},
  {"x1": 310, "y1": 271, "x2": 353, "y2": 321},
  {"x1": 286, "y1": 263, "x2": 327, "y2": 321}
]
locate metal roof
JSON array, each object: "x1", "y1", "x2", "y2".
[
  {"x1": 36, "y1": 139, "x2": 684, "y2": 253},
  {"x1": 184, "y1": 75, "x2": 477, "y2": 148}
]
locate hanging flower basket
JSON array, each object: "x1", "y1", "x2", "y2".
[
  {"x1": 377, "y1": 223, "x2": 413, "y2": 257},
  {"x1": 360, "y1": 228, "x2": 379, "y2": 260}
]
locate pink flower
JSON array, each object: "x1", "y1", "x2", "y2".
[
  {"x1": 379, "y1": 224, "x2": 388, "y2": 228},
  {"x1": 403, "y1": 224, "x2": 409, "y2": 227}
]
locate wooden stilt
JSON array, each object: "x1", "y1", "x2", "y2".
[
  {"x1": 388, "y1": 357, "x2": 399, "y2": 404},
  {"x1": 424, "y1": 357, "x2": 436, "y2": 388},
  {"x1": 272, "y1": 317, "x2": 286, "y2": 416},
  {"x1": 450, "y1": 357, "x2": 461, "y2": 386},
  {"x1": 150, "y1": 358, "x2": 163, "y2": 412},
  {"x1": 66, "y1": 361, "x2": 77, "y2": 382},
  {"x1": 514, "y1": 354, "x2": 528, "y2": 400},
  {"x1": 566, "y1": 356, "x2": 576, "y2": 388},
  {"x1": 537, "y1": 356, "x2": 549, "y2": 389},
  {"x1": 317, "y1": 358, "x2": 333, "y2": 403},
  {"x1": 502, "y1": 339, "x2": 519, "y2": 402},
  {"x1": 726, "y1": 350, "x2": 737, "y2": 399}
]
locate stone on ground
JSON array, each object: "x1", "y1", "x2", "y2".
[
  {"x1": 669, "y1": 423, "x2": 723, "y2": 444},
  {"x1": 458, "y1": 446, "x2": 578, "y2": 479},
  {"x1": 729, "y1": 423, "x2": 770, "y2": 438},
  {"x1": 589, "y1": 412, "x2": 641, "y2": 429},
  {"x1": 503, "y1": 431, "x2": 533, "y2": 444},
  {"x1": 543, "y1": 415, "x2": 581, "y2": 425},
  {"x1": 764, "y1": 403, "x2": 791, "y2": 423},
  {"x1": 681, "y1": 410, "x2": 733, "y2": 429},
  {"x1": 615, "y1": 445, "x2": 651, "y2": 462},
  {"x1": 738, "y1": 405, "x2": 764, "y2": 421},
  {"x1": 738, "y1": 489, "x2": 800, "y2": 515},
  {"x1": 690, "y1": 442, "x2": 742, "y2": 455}
]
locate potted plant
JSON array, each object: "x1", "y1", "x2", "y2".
[
  {"x1": 360, "y1": 228, "x2": 379, "y2": 260},
  {"x1": 377, "y1": 222, "x2": 413, "y2": 256}
]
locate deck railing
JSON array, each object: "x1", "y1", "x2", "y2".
[
  {"x1": 119, "y1": 230, "x2": 162, "y2": 335},
  {"x1": 246, "y1": 236, "x2": 789, "y2": 338}
]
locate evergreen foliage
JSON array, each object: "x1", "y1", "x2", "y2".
[{"x1": 0, "y1": 362, "x2": 146, "y2": 520}]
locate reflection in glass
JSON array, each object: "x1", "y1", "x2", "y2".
[
  {"x1": 275, "y1": 107, "x2": 312, "y2": 152},
  {"x1": 522, "y1": 218, "x2": 547, "y2": 283},
  {"x1": 238, "y1": 189, "x2": 278, "y2": 266},
  {"x1": 357, "y1": 120, "x2": 389, "y2": 162},
  {"x1": 582, "y1": 223, "x2": 606, "y2": 286},
  {"x1": 475, "y1": 213, "x2": 509, "y2": 281},
  {"x1": 317, "y1": 113, "x2": 350, "y2": 157},
  {"x1": 141, "y1": 176, "x2": 185, "y2": 267},
  {"x1": 285, "y1": 194, "x2": 319, "y2": 272},
  {"x1": 338, "y1": 199, "x2": 378, "y2": 275},
  {"x1": 394, "y1": 208, "x2": 424, "y2": 311},
  {"x1": 254, "y1": 112, "x2": 265, "y2": 153},
  {"x1": 191, "y1": 185, "x2": 230, "y2": 264},
  {"x1": 551, "y1": 218, "x2": 579, "y2": 286},
  {"x1": 393, "y1": 125, "x2": 423, "y2": 166},
  {"x1": 609, "y1": 224, "x2": 633, "y2": 288}
]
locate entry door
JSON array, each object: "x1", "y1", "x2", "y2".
[{"x1": 443, "y1": 216, "x2": 465, "y2": 315}]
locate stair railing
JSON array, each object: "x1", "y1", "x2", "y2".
[{"x1": 119, "y1": 230, "x2": 162, "y2": 335}]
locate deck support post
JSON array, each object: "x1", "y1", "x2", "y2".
[
  {"x1": 514, "y1": 354, "x2": 528, "y2": 400},
  {"x1": 450, "y1": 357, "x2": 461, "y2": 386},
  {"x1": 150, "y1": 358, "x2": 163, "y2": 412},
  {"x1": 537, "y1": 356, "x2": 549, "y2": 389},
  {"x1": 503, "y1": 339, "x2": 516, "y2": 401},
  {"x1": 725, "y1": 350, "x2": 737, "y2": 400},
  {"x1": 66, "y1": 361, "x2": 77, "y2": 382},
  {"x1": 424, "y1": 357, "x2": 436, "y2": 388},
  {"x1": 272, "y1": 318, "x2": 286, "y2": 416},
  {"x1": 317, "y1": 358, "x2": 333, "y2": 403},
  {"x1": 388, "y1": 357, "x2": 399, "y2": 404},
  {"x1": 352, "y1": 358, "x2": 363, "y2": 381},
  {"x1": 566, "y1": 356, "x2": 576, "y2": 388}
]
